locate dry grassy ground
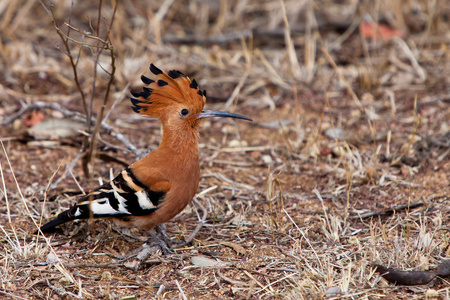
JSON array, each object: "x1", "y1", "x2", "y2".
[{"x1": 0, "y1": 0, "x2": 449, "y2": 299}]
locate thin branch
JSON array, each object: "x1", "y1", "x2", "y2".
[
  {"x1": 87, "y1": 1, "x2": 119, "y2": 176},
  {"x1": 352, "y1": 195, "x2": 449, "y2": 220},
  {"x1": 1, "y1": 101, "x2": 142, "y2": 158},
  {"x1": 39, "y1": 0, "x2": 88, "y2": 117},
  {"x1": 64, "y1": 23, "x2": 110, "y2": 45}
]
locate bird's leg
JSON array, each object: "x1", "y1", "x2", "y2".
[
  {"x1": 154, "y1": 224, "x2": 176, "y2": 246},
  {"x1": 146, "y1": 228, "x2": 174, "y2": 254},
  {"x1": 149, "y1": 198, "x2": 208, "y2": 250},
  {"x1": 124, "y1": 199, "x2": 208, "y2": 271},
  {"x1": 123, "y1": 229, "x2": 174, "y2": 271},
  {"x1": 143, "y1": 198, "x2": 209, "y2": 253}
]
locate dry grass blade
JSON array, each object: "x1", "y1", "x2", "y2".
[
  {"x1": 283, "y1": 208, "x2": 322, "y2": 269},
  {"x1": 0, "y1": 161, "x2": 11, "y2": 223},
  {"x1": 279, "y1": 0, "x2": 302, "y2": 79},
  {"x1": 1, "y1": 142, "x2": 88, "y2": 297},
  {"x1": 224, "y1": 37, "x2": 253, "y2": 110}
]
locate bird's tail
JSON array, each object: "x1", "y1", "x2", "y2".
[{"x1": 38, "y1": 205, "x2": 83, "y2": 233}]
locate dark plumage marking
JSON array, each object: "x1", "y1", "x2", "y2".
[
  {"x1": 113, "y1": 173, "x2": 135, "y2": 193},
  {"x1": 77, "y1": 202, "x2": 130, "y2": 219},
  {"x1": 118, "y1": 168, "x2": 165, "y2": 214},
  {"x1": 121, "y1": 193, "x2": 156, "y2": 216},
  {"x1": 141, "y1": 91, "x2": 152, "y2": 98},
  {"x1": 130, "y1": 97, "x2": 141, "y2": 106},
  {"x1": 198, "y1": 90, "x2": 203, "y2": 97},
  {"x1": 119, "y1": 192, "x2": 140, "y2": 213},
  {"x1": 203, "y1": 90, "x2": 207, "y2": 97},
  {"x1": 157, "y1": 80, "x2": 168, "y2": 87},
  {"x1": 143, "y1": 87, "x2": 152, "y2": 93},
  {"x1": 135, "y1": 91, "x2": 151, "y2": 98},
  {"x1": 39, "y1": 205, "x2": 83, "y2": 232},
  {"x1": 189, "y1": 79, "x2": 198, "y2": 89},
  {"x1": 95, "y1": 191, "x2": 120, "y2": 211},
  {"x1": 146, "y1": 190, "x2": 165, "y2": 207},
  {"x1": 131, "y1": 90, "x2": 141, "y2": 97},
  {"x1": 141, "y1": 75, "x2": 154, "y2": 85},
  {"x1": 130, "y1": 97, "x2": 143, "y2": 113},
  {"x1": 72, "y1": 204, "x2": 89, "y2": 219},
  {"x1": 131, "y1": 90, "x2": 151, "y2": 99},
  {"x1": 150, "y1": 63, "x2": 163, "y2": 75},
  {"x1": 125, "y1": 168, "x2": 148, "y2": 189},
  {"x1": 39, "y1": 212, "x2": 71, "y2": 232},
  {"x1": 168, "y1": 70, "x2": 184, "y2": 79}
]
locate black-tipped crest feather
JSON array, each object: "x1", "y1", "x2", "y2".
[
  {"x1": 141, "y1": 75, "x2": 154, "y2": 85},
  {"x1": 130, "y1": 90, "x2": 140, "y2": 97},
  {"x1": 130, "y1": 97, "x2": 141, "y2": 106},
  {"x1": 189, "y1": 79, "x2": 198, "y2": 89},
  {"x1": 150, "y1": 64, "x2": 163, "y2": 75},
  {"x1": 157, "y1": 80, "x2": 168, "y2": 87},
  {"x1": 131, "y1": 106, "x2": 142, "y2": 113},
  {"x1": 168, "y1": 70, "x2": 184, "y2": 79}
]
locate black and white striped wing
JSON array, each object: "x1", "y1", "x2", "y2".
[
  {"x1": 73, "y1": 168, "x2": 165, "y2": 218},
  {"x1": 39, "y1": 168, "x2": 166, "y2": 232}
]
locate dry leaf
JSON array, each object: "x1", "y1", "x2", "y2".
[
  {"x1": 220, "y1": 241, "x2": 247, "y2": 255},
  {"x1": 191, "y1": 256, "x2": 230, "y2": 267},
  {"x1": 27, "y1": 118, "x2": 85, "y2": 139}
]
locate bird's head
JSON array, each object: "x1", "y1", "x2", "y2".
[{"x1": 130, "y1": 64, "x2": 251, "y2": 131}]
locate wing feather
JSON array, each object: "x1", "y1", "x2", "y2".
[{"x1": 39, "y1": 168, "x2": 170, "y2": 232}]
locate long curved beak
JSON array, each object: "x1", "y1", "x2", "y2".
[{"x1": 196, "y1": 110, "x2": 252, "y2": 121}]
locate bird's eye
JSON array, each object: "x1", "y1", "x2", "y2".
[{"x1": 181, "y1": 108, "x2": 189, "y2": 116}]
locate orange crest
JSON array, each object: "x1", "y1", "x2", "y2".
[{"x1": 130, "y1": 64, "x2": 207, "y2": 118}]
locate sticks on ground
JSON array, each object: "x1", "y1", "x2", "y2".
[{"x1": 1, "y1": 100, "x2": 142, "y2": 158}]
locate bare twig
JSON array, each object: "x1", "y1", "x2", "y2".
[
  {"x1": 0, "y1": 101, "x2": 142, "y2": 157},
  {"x1": 181, "y1": 198, "x2": 208, "y2": 245},
  {"x1": 39, "y1": 0, "x2": 88, "y2": 116},
  {"x1": 394, "y1": 37, "x2": 426, "y2": 82},
  {"x1": 352, "y1": 195, "x2": 449, "y2": 220}
]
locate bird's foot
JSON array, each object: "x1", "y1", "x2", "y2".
[
  {"x1": 123, "y1": 227, "x2": 176, "y2": 271},
  {"x1": 146, "y1": 229, "x2": 175, "y2": 255},
  {"x1": 153, "y1": 224, "x2": 188, "y2": 248}
]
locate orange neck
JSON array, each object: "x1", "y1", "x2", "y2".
[
  {"x1": 159, "y1": 123, "x2": 200, "y2": 155},
  {"x1": 130, "y1": 123, "x2": 200, "y2": 184}
]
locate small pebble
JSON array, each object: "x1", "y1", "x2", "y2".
[{"x1": 325, "y1": 286, "x2": 341, "y2": 297}]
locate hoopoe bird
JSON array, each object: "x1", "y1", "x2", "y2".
[{"x1": 39, "y1": 64, "x2": 251, "y2": 236}]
